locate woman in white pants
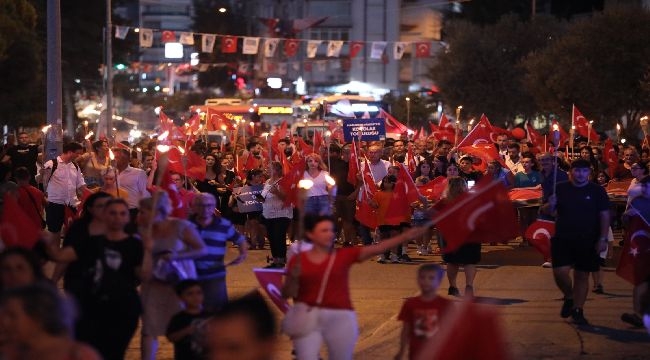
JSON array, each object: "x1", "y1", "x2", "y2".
[{"x1": 282, "y1": 214, "x2": 428, "y2": 360}]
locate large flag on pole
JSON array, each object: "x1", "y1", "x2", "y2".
[
  {"x1": 432, "y1": 179, "x2": 519, "y2": 253},
  {"x1": 616, "y1": 213, "x2": 650, "y2": 286},
  {"x1": 457, "y1": 114, "x2": 494, "y2": 147},
  {"x1": 572, "y1": 105, "x2": 599, "y2": 144}
]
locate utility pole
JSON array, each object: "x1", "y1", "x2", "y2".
[
  {"x1": 106, "y1": 0, "x2": 114, "y2": 141},
  {"x1": 46, "y1": 0, "x2": 63, "y2": 161}
]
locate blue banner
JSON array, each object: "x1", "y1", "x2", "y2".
[{"x1": 342, "y1": 118, "x2": 386, "y2": 142}]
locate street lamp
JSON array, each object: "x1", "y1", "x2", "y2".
[{"x1": 405, "y1": 97, "x2": 411, "y2": 128}]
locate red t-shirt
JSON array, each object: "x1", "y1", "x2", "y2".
[
  {"x1": 398, "y1": 296, "x2": 452, "y2": 360},
  {"x1": 17, "y1": 185, "x2": 45, "y2": 228},
  {"x1": 288, "y1": 247, "x2": 362, "y2": 310}
]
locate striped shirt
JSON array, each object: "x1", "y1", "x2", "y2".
[{"x1": 191, "y1": 215, "x2": 245, "y2": 280}]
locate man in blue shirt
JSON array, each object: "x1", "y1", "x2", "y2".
[{"x1": 190, "y1": 193, "x2": 247, "y2": 312}]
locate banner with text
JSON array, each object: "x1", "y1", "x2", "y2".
[
  {"x1": 343, "y1": 118, "x2": 386, "y2": 142},
  {"x1": 233, "y1": 185, "x2": 264, "y2": 213}
]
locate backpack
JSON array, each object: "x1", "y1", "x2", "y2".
[{"x1": 45, "y1": 157, "x2": 80, "y2": 189}]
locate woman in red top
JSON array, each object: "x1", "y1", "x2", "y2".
[{"x1": 282, "y1": 214, "x2": 428, "y2": 360}]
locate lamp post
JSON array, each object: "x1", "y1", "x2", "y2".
[
  {"x1": 105, "y1": 0, "x2": 113, "y2": 141},
  {"x1": 405, "y1": 97, "x2": 411, "y2": 128}
]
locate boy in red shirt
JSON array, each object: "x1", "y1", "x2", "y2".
[{"x1": 395, "y1": 264, "x2": 452, "y2": 360}]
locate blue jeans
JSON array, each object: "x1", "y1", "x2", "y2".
[{"x1": 304, "y1": 195, "x2": 332, "y2": 215}]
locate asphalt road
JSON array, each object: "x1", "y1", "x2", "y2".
[{"x1": 125, "y1": 241, "x2": 649, "y2": 360}]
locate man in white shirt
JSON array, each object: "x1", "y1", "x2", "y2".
[
  {"x1": 43, "y1": 142, "x2": 86, "y2": 240},
  {"x1": 496, "y1": 133, "x2": 510, "y2": 160},
  {"x1": 363, "y1": 144, "x2": 390, "y2": 184},
  {"x1": 505, "y1": 143, "x2": 525, "y2": 174},
  {"x1": 113, "y1": 148, "x2": 149, "y2": 230}
]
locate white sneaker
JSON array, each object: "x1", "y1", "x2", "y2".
[
  {"x1": 541, "y1": 261, "x2": 552, "y2": 268},
  {"x1": 416, "y1": 246, "x2": 424, "y2": 255},
  {"x1": 377, "y1": 255, "x2": 387, "y2": 264}
]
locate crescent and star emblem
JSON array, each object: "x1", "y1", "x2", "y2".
[{"x1": 467, "y1": 202, "x2": 495, "y2": 231}]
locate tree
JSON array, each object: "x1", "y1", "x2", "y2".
[
  {"x1": 522, "y1": 5, "x2": 650, "y2": 137},
  {"x1": 429, "y1": 14, "x2": 564, "y2": 126},
  {"x1": 0, "y1": 0, "x2": 43, "y2": 127},
  {"x1": 382, "y1": 93, "x2": 436, "y2": 130}
]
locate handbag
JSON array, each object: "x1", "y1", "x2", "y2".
[
  {"x1": 152, "y1": 251, "x2": 197, "y2": 284},
  {"x1": 282, "y1": 251, "x2": 337, "y2": 338}
]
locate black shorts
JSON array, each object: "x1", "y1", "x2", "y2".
[
  {"x1": 45, "y1": 203, "x2": 75, "y2": 233},
  {"x1": 551, "y1": 236, "x2": 601, "y2": 272}
]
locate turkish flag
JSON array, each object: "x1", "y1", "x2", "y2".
[
  {"x1": 284, "y1": 39, "x2": 300, "y2": 57},
  {"x1": 161, "y1": 30, "x2": 176, "y2": 43},
  {"x1": 221, "y1": 36, "x2": 238, "y2": 53},
  {"x1": 207, "y1": 109, "x2": 235, "y2": 131},
  {"x1": 418, "y1": 176, "x2": 447, "y2": 201},
  {"x1": 438, "y1": 113, "x2": 455, "y2": 131},
  {"x1": 0, "y1": 193, "x2": 41, "y2": 249},
  {"x1": 508, "y1": 188, "x2": 542, "y2": 202},
  {"x1": 278, "y1": 154, "x2": 306, "y2": 206},
  {"x1": 396, "y1": 163, "x2": 421, "y2": 204},
  {"x1": 573, "y1": 105, "x2": 599, "y2": 144},
  {"x1": 237, "y1": 153, "x2": 261, "y2": 180},
  {"x1": 617, "y1": 215, "x2": 650, "y2": 286},
  {"x1": 347, "y1": 141, "x2": 360, "y2": 187},
  {"x1": 457, "y1": 116, "x2": 494, "y2": 148},
  {"x1": 524, "y1": 219, "x2": 555, "y2": 261},
  {"x1": 406, "y1": 144, "x2": 416, "y2": 173},
  {"x1": 356, "y1": 189, "x2": 378, "y2": 229},
  {"x1": 186, "y1": 113, "x2": 201, "y2": 135},
  {"x1": 525, "y1": 121, "x2": 544, "y2": 153},
  {"x1": 167, "y1": 148, "x2": 207, "y2": 181},
  {"x1": 416, "y1": 300, "x2": 510, "y2": 360},
  {"x1": 312, "y1": 130, "x2": 323, "y2": 153},
  {"x1": 147, "y1": 155, "x2": 185, "y2": 218},
  {"x1": 603, "y1": 138, "x2": 618, "y2": 179},
  {"x1": 414, "y1": 42, "x2": 431, "y2": 58},
  {"x1": 253, "y1": 268, "x2": 290, "y2": 313},
  {"x1": 297, "y1": 137, "x2": 314, "y2": 155},
  {"x1": 378, "y1": 108, "x2": 409, "y2": 134},
  {"x1": 459, "y1": 143, "x2": 504, "y2": 172},
  {"x1": 349, "y1": 41, "x2": 364, "y2": 58},
  {"x1": 433, "y1": 179, "x2": 519, "y2": 253}
]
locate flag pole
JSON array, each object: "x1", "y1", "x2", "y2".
[
  {"x1": 570, "y1": 104, "x2": 575, "y2": 160},
  {"x1": 552, "y1": 124, "x2": 560, "y2": 197},
  {"x1": 454, "y1": 106, "x2": 462, "y2": 147}
]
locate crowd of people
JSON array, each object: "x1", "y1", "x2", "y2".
[{"x1": 0, "y1": 125, "x2": 649, "y2": 359}]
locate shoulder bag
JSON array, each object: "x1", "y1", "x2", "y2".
[{"x1": 281, "y1": 251, "x2": 337, "y2": 338}]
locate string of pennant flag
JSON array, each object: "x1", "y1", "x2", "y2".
[{"x1": 114, "y1": 26, "x2": 434, "y2": 60}]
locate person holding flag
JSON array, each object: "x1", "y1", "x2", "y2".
[
  {"x1": 435, "y1": 177, "x2": 481, "y2": 298},
  {"x1": 540, "y1": 159, "x2": 610, "y2": 325},
  {"x1": 369, "y1": 175, "x2": 412, "y2": 263}
]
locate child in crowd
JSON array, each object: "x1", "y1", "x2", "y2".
[
  {"x1": 370, "y1": 175, "x2": 411, "y2": 263},
  {"x1": 412, "y1": 176, "x2": 433, "y2": 255},
  {"x1": 395, "y1": 264, "x2": 452, "y2": 360},
  {"x1": 166, "y1": 280, "x2": 209, "y2": 360}
]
